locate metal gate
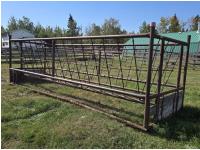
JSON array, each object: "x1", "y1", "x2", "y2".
[{"x1": 9, "y1": 23, "x2": 191, "y2": 131}]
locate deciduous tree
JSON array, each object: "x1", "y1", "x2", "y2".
[
  {"x1": 101, "y1": 18, "x2": 126, "y2": 35},
  {"x1": 190, "y1": 15, "x2": 200, "y2": 31},
  {"x1": 157, "y1": 17, "x2": 169, "y2": 33},
  {"x1": 85, "y1": 23, "x2": 101, "y2": 36}
]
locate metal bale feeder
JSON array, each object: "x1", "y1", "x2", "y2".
[{"x1": 9, "y1": 23, "x2": 191, "y2": 131}]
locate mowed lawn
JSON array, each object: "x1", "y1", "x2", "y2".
[{"x1": 1, "y1": 63, "x2": 200, "y2": 148}]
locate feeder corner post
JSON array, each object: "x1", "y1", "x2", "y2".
[
  {"x1": 155, "y1": 38, "x2": 165, "y2": 120},
  {"x1": 175, "y1": 44, "x2": 184, "y2": 112},
  {"x1": 143, "y1": 22, "x2": 156, "y2": 130},
  {"x1": 182, "y1": 35, "x2": 191, "y2": 108}
]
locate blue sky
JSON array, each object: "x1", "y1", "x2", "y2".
[{"x1": 1, "y1": 1, "x2": 200, "y2": 33}]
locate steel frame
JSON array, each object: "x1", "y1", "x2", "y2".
[{"x1": 9, "y1": 23, "x2": 191, "y2": 131}]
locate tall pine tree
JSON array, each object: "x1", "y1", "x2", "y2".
[
  {"x1": 169, "y1": 14, "x2": 181, "y2": 32},
  {"x1": 67, "y1": 14, "x2": 80, "y2": 36}
]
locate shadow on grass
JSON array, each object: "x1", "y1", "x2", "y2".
[
  {"x1": 150, "y1": 105, "x2": 200, "y2": 141},
  {"x1": 1, "y1": 102, "x2": 60, "y2": 123},
  {"x1": 19, "y1": 78, "x2": 144, "y2": 123},
  {"x1": 15, "y1": 77, "x2": 200, "y2": 140}
]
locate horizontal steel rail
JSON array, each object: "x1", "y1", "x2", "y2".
[
  {"x1": 10, "y1": 68, "x2": 146, "y2": 99},
  {"x1": 11, "y1": 33, "x2": 150, "y2": 41},
  {"x1": 55, "y1": 43, "x2": 181, "y2": 47},
  {"x1": 154, "y1": 34, "x2": 188, "y2": 45}
]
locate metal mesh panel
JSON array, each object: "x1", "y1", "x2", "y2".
[{"x1": 9, "y1": 25, "x2": 191, "y2": 131}]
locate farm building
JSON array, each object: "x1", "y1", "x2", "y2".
[
  {"x1": 124, "y1": 30, "x2": 200, "y2": 69},
  {"x1": 1, "y1": 29, "x2": 35, "y2": 62},
  {"x1": 1, "y1": 29, "x2": 35, "y2": 48},
  {"x1": 125, "y1": 30, "x2": 200, "y2": 55}
]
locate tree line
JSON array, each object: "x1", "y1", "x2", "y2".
[
  {"x1": 1, "y1": 14, "x2": 199, "y2": 38},
  {"x1": 1, "y1": 14, "x2": 127, "y2": 38},
  {"x1": 139, "y1": 14, "x2": 200, "y2": 33},
  {"x1": 1, "y1": 15, "x2": 81, "y2": 38}
]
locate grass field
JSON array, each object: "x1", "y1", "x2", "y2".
[{"x1": 1, "y1": 63, "x2": 200, "y2": 148}]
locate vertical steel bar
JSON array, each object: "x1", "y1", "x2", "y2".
[
  {"x1": 103, "y1": 39, "x2": 112, "y2": 86},
  {"x1": 155, "y1": 39, "x2": 165, "y2": 120},
  {"x1": 175, "y1": 45, "x2": 184, "y2": 112},
  {"x1": 91, "y1": 39, "x2": 100, "y2": 84},
  {"x1": 55, "y1": 44, "x2": 65, "y2": 78},
  {"x1": 9, "y1": 35, "x2": 12, "y2": 69},
  {"x1": 81, "y1": 40, "x2": 90, "y2": 82},
  {"x1": 44, "y1": 43, "x2": 47, "y2": 74},
  {"x1": 35, "y1": 42, "x2": 44, "y2": 69},
  {"x1": 117, "y1": 39, "x2": 125, "y2": 89},
  {"x1": 19, "y1": 42, "x2": 23, "y2": 69},
  {"x1": 182, "y1": 35, "x2": 191, "y2": 108},
  {"x1": 52, "y1": 40, "x2": 56, "y2": 77},
  {"x1": 71, "y1": 43, "x2": 81, "y2": 80},
  {"x1": 143, "y1": 22, "x2": 156, "y2": 129},
  {"x1": 62, "y1": 41, "x2": 73, "y2": 79},
  {"x1": 29, "y1": 41, "x2": 38, "y2": 69},
  {"x1": 9, "y1": 35, "x2": 12, "y2": 82},
  {"x1": 98, "y1": 50, "x2": 101, "y2": 85},
  {"x1": 132, "y1": 38, "x2": 140, "y2": 92}
]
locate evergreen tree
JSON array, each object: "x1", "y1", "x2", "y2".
[
  {"x1": 34, "y1": 23, "x2": 43, "y2": 37},
  {"x1": 45, "y1": 26, "x2": 54, "y2": 37},
  {"x1": 7, "y1": 16, "x2": 18, "y2": 32},
  {"x1": 1, "y1": 26, "x2": 7, "y2": 35},
  {"x1": 54, "y1": 26, "x2": 63, "y2": 37},
  {"x1": 67, "y1": 14, "x2": 80, "y2": 36},
  {"x1": 169, "y1": 14, "x2": 181, "y2": 32},
  {"x1": 139, "y1": 21, "x2": 150, "y2": 33},
  {"x1": 37, "y1": 27, "x2": 47, "y2": 38},
  {"x1": 18, "y1": 16, "x2": 34, "y2": 32}
]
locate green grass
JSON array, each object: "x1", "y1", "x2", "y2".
[{"x1": 1, "y1": 63, "x2": 200, "y2": 148}]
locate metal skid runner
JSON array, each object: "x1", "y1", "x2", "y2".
[{"x1": 9, "y1": 23, "x2": 191, "y2": 131}]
